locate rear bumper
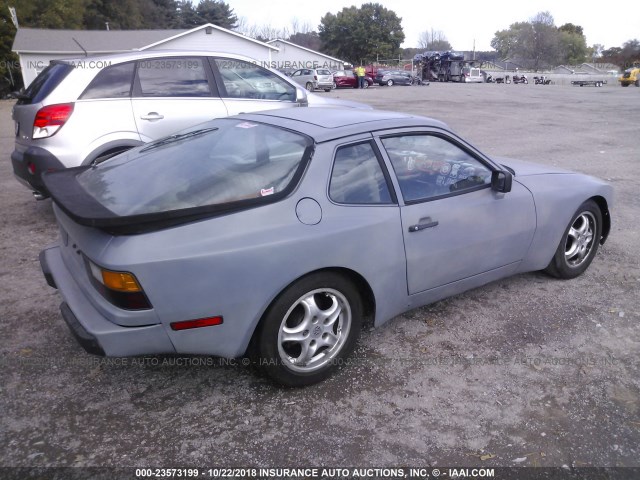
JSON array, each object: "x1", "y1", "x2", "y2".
[
  {"x1": 11, "y1": 146, "x2": 65, "y2": 196},
  {"x1": 40, "y1": 245, "x2": 177, "y2": 357}
]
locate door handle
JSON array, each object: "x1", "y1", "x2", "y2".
[
  {"x1": 408, "y1": 217, "x2": 439, "y2": 232},
  {"x1": 140, "y1": 112, "x2": 164, "y2": 121}
]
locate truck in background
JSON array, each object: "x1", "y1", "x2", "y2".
[{"x1": 414, "y1": 51, "x2": 479, "y2": 83}]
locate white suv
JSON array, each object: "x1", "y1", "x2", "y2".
[{"x1": 11, "y1": 50, "x2": 365, "y2": 198}]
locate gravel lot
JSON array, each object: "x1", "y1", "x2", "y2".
[{"x1": 1, "y1": 82, "x2": 639, "y2": 474}]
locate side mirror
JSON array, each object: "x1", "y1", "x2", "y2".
[
  {"x1": 295, "y1": 87, "x2": 308, "y2": 106},
  {"x1": 491, "y1": 170, "x2": 512, "y2": 193}
]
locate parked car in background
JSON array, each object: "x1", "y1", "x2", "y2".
[
  {"x1": 375, "y1": 70, "x2": 414, "y2": 86},
  {"x1": 460, "y1": 66, "x2": 483, "y2": 83},
  {"x1": 289, "y1": 68, "x2": 334, "y2": 92},
  {"x1": 11, "y1": 51, "x2": 368, "y2": 199},
  {"x1": 40, "y1": 107, "x2": 612, "y2": 386},
  {"x1": 332, "y1": 70, "x2": 374, "y2": 89}
]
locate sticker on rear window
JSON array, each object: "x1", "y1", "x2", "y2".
[
  {"x1": 261, "y1": 187, "x2": 275, "y2": 196},
  {"x1": 236, "y1": 122, "x2": 258, "y2": 129}
]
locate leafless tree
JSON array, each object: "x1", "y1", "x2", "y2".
[{"x1": 417, "y1": 28, "x2": 451, "y2": 50}]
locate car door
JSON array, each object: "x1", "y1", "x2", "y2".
[
  {"x1": 211, "y1": 58, "x2": 299, "y2": 116},
  {"x1": 131, "y1": 56, "x2": 228, "y2": 142},
  {"x1": 376, "y1": 131, "x2": 536, "y2": 295}
]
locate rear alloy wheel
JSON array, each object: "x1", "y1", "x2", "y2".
[
  {"x1": 305, "y1": 82, "x2": 314, "y2": 92},
  {"x1": 386, "y1": 79, "x2": 394, "y2": 86},
  {"x1": 544, "y1": 200, "x2": 602, "y2": 279},
  {"x1": 254, "y1": 272, "x2": 362, "y2": 386},
  {"x1": 363, "y1": 81, "x2": 369, "y2": 89}
]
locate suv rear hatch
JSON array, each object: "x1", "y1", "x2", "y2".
[
  {"x1": 316, "y1": 69, "x2": 333, "y2": 85},
  {"x1": 12, "y1": 62, "x2": 74, "y2": 194},
  {"x1": 13, "y1": 62, "x2": 74, "y2": 144}
]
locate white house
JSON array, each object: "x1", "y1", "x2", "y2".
[
  {"x1": 12, "y1": 24, "x2": 278, "y2": 87},
  {"x1": 266, "y1": 39, "x2": 348, "y2": 71}
]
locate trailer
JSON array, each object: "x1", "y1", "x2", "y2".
[{"x1": 571, "y1": 79, "x2": 607, "y2": 87}]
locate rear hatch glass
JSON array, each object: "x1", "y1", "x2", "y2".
[
  {"x1": 44, "y1": 118, "x2": 313, "y2": 232},
  {"x1": 16, "y1": 62, "x2": 73, "y2": 105}
]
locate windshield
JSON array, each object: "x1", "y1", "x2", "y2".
[{"x1": 77, "y1": 119, "x2": 312, "y2": 216}]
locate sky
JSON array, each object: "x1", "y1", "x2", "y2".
[{"x1": 228, "y1": 0, "x2": 638, "y2": 52}]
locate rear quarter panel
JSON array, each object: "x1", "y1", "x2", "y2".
[{"x1": 95, "y1": 140, "x2": 408, "y2": 358}]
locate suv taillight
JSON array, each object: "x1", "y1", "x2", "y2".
[{"x1": 33, "y1": 103, "x2": 74, "y2": 139}]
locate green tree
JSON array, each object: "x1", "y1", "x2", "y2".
[
  {"x1": 174, "y1": 0, "x2": 201, "y2": 28},
  {"x1": 558, "y1": 23, "x2": 588, "y2": 65},
  {"x1": 18, "y1": 0, "x2": 87, "y2": 29},
  {"x1": 1, "y1": 0, "x2": 21, "y2": 93},
  {"x1": 84, "y1": 0, "x2": 146, "y2": 29},
  {"x1": 288, "y1": 32, "x2": 322, "y2": 52},
  {"x1": 491, "y1": 21, "x2": 533, "y2": 60},
  {"x1": 319, "y1": 3, "x2": 404, "y2": 65},
  {"x1": 138, "y1": 0, "x2": 178, "y2": 28},
  {"x1": 196, "y1": 0, "x2": 237, "y2": 29},
  {"x1": 491, "y1": 12, "x2": 570, "y2": 69},
  {"x1": 619, "y1": 39, "x2": 640, "y2": 67}
]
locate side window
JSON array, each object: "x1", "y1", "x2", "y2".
[
  {"x1": 80, "y1": 62, "x2": 135, "y2": 99},
  {"x1": 330, "y1": 142, "x2": 393, "y2": 204},
  {"x1": 381, "y1": 134, "x2": 492, "y2": 203},
  {"x1": 214, "y1": 58, "x2": 296, "y2": 101},
  {"x1": 136, "y1": 57, "x2": 211, "y2": 97}
]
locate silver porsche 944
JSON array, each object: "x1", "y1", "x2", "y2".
[{"x1": 40, "y1": 107, "x2": 612, "y2": 386}]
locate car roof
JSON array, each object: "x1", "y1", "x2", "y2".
[
  {"x1": 54, "y1": 49, "x2": 260, "y2": 65},
  {"x1": 237, "y1": 107, "x2": 449, "y2": 143}
]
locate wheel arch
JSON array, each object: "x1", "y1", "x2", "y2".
[
  {"x1": 246, "y1": 266, "x2": 376, "y2": 355},
  {"x1": 82, "y1": 139, "x2": 144, "y2": 165},
  {"x1": 590, "y1": 195, "x2": 611, "y2": 244}
]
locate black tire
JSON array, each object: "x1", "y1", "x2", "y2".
[
  {"x1": 635, "y1": 80, "x2": 640, "y2": 87},
  {"x1": 544, "y1": 200, "x2": 602, "y2": 279},
  {"x1": 88, "y1": 146, "x2": 133, "y2": 166},
  {"x1": 332, "y1": 82, "x2": 337, "y2": 89},
  {"x1": 363, "y1": 81, "x2": 369, "y2": 89},
  {"x1": 305, "y1": 82, "x2": 314, "y2": 92},
  {"x1": 324, "y1": 88, "x2": 331, "y2": 92},
  {"x1": 253, "y1": 272, "x2": 362, "y2": 387}
]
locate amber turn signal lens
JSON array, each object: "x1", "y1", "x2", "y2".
[{"x1": 101, "y1": 270, "x2": 142, "y2": 292}]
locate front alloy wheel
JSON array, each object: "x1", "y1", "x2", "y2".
[
  {"x1": 544, "y1": 200, "x2": 602, "y2": 279},
  {"x1": 254, "y1": 272, "x2": 362, "y2": 386}
]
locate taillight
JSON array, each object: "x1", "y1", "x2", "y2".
[
  {"x1": 33, "y1": 103, "x2": 74, "y2": 139},
  {"x1": 86, "y1": 258, "x2": 152, "y2": 310}
]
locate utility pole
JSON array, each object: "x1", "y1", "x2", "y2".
[{"x1": 8, "y1": 6, "x2": 19, "y2": 28}]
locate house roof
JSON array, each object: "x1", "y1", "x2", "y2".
[
  {"x1": 13, "y1": 28, "x2": 185, "y2": 54},
  {"x1": 267, "y1": 39, "x2": 345, "y2": 63},
  {"x1": 13, "y1": 24, "x2": 277, "y2": 55}
]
